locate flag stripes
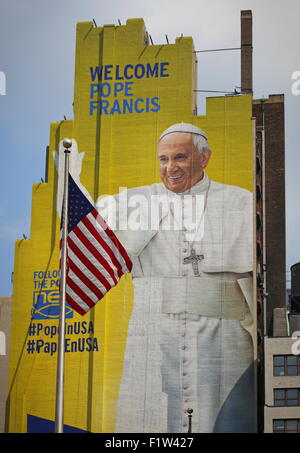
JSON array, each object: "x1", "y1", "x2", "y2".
[
  {"x1": 90, "y1": 210, "x2": 132, "y2": 271},
  {"x1": 82, "y1": 213, "x2": 124, "y2": 277},
  {"x1": 68, "y1": 238, "x2": 116, "y2": 288},
  {"x1": 60, "y1": 175, "x2": 132, "y2": 315},
  {"x1": 72, "y1": 222, "x2": 120, "y2": 283}
]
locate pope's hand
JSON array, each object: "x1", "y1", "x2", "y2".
[{"x1": 53, "y1": 138, "x2": 85, "y2": 178}]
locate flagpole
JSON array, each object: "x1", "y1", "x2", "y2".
[
  {"x1": 55, "y1": 138, "x2": 72, "y2": 433},
  {"x1": 187, "y1": 408, "x2": 193, "y2": 433}
]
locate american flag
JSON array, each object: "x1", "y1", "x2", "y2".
[{"x1": 61, "y1": 175, "x2": 132, "y2": 315}]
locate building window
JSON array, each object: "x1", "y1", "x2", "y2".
[
  {"x1": 273, "y1": 419, "x2": 300, "y2": 433},
  {"x1": 273, "y1": 355, "x2": 300, "y2": 376},
  {"x1": 274, "y1": 389, "x2": 300, "y2": 406}
]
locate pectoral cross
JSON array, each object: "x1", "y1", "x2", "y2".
[{"x1": 183, "y1": 248, "x2": 204, "y2": 276}]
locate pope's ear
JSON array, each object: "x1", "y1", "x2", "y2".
[{"x1": 202, "y1": 148, "x2": 212, "y2": 168}]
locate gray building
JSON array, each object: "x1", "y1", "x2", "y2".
[
  {"x1": 0, "y1": 296, "x2": 12, "y2": 433},
  {"x1": 264, "y1": 307, "x2": 300, "y2": 433}
]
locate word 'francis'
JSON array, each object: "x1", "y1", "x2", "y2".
[{"x1": 89, "y1": 62, "x2": 170, "y2": 115}]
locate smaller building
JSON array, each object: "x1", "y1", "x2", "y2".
[
  {"x1": 264, "y1": 307, "x2": 300, "y2": 433},
  {"x1": 0, "y1": 296, "x2": 12, "y2": 433}
]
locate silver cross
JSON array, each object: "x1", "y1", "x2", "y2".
[{"x1": 183, "y1": 248, "x2": 204, "y2": 276}]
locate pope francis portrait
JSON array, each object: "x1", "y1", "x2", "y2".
[{"x1": 96, "y1": 122, "x2": 256, "y2": 433}]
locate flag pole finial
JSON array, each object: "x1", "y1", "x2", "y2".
[
  {"x1": 63, "y1": 138, "x2": 72, "y2": 149},
  {"x1": 186, "y1": 408, "x2": 193, "y2": 433}
]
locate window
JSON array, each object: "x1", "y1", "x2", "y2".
[
  {"x1": 274, "y1": 388, "x2": 300, "y2": 406},
  {"x1": 273, "y1": 355, "x2": 300, "y2": 376},
  {"x1": 274, "y1": 356, "x2": 284, "y2": 376},
  {"x1": 287, "y1": 356, "x2": 298, "y2": 376},
  {"x1": 273, "y1": 419, "x2": 300, "y2": 433}
]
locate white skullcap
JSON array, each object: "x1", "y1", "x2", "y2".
[{"x1": 159, "y1": 122, "x2": 207, "y2": 141}]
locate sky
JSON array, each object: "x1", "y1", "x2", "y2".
[{"x1": 0, "y1": 0, "x2": 299, "y2": 295}]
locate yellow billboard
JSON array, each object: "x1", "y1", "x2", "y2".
[{"x1": 7, "y1": 18, "x2": 256, "y2": 433}]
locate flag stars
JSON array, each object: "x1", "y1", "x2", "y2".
[{"x1": 67, "y1": 175, "x2": 95, "y2": 232}]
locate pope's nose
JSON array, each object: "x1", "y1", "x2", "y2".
[{"x1": 166, "y1": 159, "x2": 179, "y2": 172}]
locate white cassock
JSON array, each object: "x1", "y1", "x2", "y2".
[{"x1": 99, "y1": 172, "x2": 255, "y2": 433}]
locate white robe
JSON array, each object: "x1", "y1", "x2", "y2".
[{"x1": 99, "y1": 173, "x2": 256, "y2": 433}]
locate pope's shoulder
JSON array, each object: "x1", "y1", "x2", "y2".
[
  {"x1": 120, "y1": 183, "x2": 165, "y2": 197},
  {"x1": 209, "y1": 179, "x2": 253, "y2": 209},
  {"x1": 97, "y1": 183, "x2": 164, "y2": 208},
  {"x1": 210, "y1": 179, "x2": 252, "y2": 195}
]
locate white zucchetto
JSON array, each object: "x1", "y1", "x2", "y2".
[{"x1": 159, "y1": 122, "x2": 207, "y2": 141}]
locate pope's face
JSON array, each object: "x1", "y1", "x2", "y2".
[{"x1": 157, "y1": 132, "x2": 211, "y2": 193}]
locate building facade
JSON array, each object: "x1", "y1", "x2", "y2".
[{"x1": 264, "y1": 308, "x2": 300, "y2": 433}]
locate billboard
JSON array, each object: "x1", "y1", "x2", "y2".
[{"x1": 8, "y1": 19, "x2": 256, "y2": 433}]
